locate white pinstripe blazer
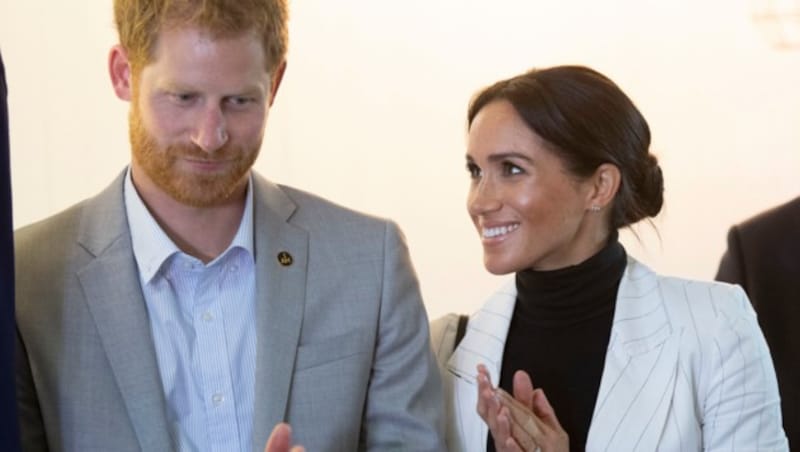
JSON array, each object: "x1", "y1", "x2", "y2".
[{"x1": 431, "y1": 257, "x2": 788, "y2": 451}]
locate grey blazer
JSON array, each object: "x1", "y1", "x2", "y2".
[
  {"x1": 431, "y1": 258, "x2": 788, "y2": 451},
  {"x1": 15, "y1": 171, "x2": 444, "y2": 452}
]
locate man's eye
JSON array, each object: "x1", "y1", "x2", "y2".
[
  {"x1": 171, "y1": 93, "x2": 196, "y2": 104},
  {"x1": 228, "y1": 96, "x2": 254, "y2": 106}
]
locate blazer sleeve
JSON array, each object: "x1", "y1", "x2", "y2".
[
  {"x1": 429, "y1": 313, "x2": 459, "y2": 374},
  {"x1": 700, "y1": 285, "x2": 788, "y2": 451},
  {"x1": 15, "y1": 328, "x2": 49, "y2": 452},
  {"x1": 360, "y1": 221, "x2": 445, "y2": 451},
  {"x1": 715, "y1": 226, "x2": 747, "y2": 289}
]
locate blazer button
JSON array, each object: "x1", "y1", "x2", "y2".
[{"x1": 277, "y1": 251, "x2": 293, "y2": 266}]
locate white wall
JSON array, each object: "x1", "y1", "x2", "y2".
[{"x1": 2, "y1": 0, "x2": 799, "y2": 319}]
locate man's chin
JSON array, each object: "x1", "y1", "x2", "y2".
[
  {"x1": 161, "y1": 176, "x2": 245, "y2": 208},
  {"x1": 167, "y1": 191, "x2": 231, "y2": 207}
]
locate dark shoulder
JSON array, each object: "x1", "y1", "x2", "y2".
[{"x1": 735, "y1": 196, "x2": 800, "y2": 238}]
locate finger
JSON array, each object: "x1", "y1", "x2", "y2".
[
  {"x1": 512, "y1": 370, "x2": 535, "y2": 409},
  {"x1": 495, "y1": 386, "x2": 531, "y2": 413},
  {"x1": 494, "y1": 387, "x2": 545, "y2": 441},
  {"x1": 532, "y1": 389, "x2": 566, "y2": 433},
  {"x1": 493, "y1": 406, "x2": 514, "y2": 451},
  {"x1": 476, "y1": 364, "x2": 492, "y2": 387},
  {"x1": 485, "y1": 386, "x2": 505, "y2": 431},
  {"x1": 477, "y1": 382, "x2": 503, "y2": 431},
  {"x1": 492, "y1": 389, "x2": 545, "y2": 451},
  {"x1": 495, "y1": 387, "x2": 544, "y2": 431},
  {"x1": 503, "y1": 436, "x2": 526, "y2": 452},
  {"x1": 264, "y1": 423, "x2": 292, "y2": 452},
  {"x1": 506, "y1": 413, "x2": 542, "y2": 451},
  {"x1": 476, "y1": 366, "x2": 493, "y2": 418},
  {"x1": 476, "y1": 364, "x2": 497, "y2": 419}
]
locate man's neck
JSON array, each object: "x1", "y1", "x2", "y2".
[{"x1": 132, "y1": 170, "x2": 248, "y2": 264}]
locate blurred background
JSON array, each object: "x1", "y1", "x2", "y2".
[{"x1": 1, "y1": 0, "x2": 799, "y2": 318}]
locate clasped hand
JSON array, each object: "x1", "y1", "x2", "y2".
[
  {"x1": 264, "y1": 423, "x2": 305, "y2": 452},
  {"x1": 476, "y1": 364, "x2": 569, "y2": 452}
]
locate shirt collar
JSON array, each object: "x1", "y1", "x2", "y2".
[{"x1": 124, "y1": 167, "x2": 255, "y2": 284}]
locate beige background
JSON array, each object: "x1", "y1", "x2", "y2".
[{"x1": 2, "y1": 0, "x2": 799, "y2": 318}]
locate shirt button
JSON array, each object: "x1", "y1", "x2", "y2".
[
  {"x1": 202, "y1": 311, "x2": 214, "y2": 322},
  {"x1": 212, "y1": 393, "x2": 224, "y2": 406},
  {"x1": 229, "y1": 264, "x2": 239, "y2": 273}
]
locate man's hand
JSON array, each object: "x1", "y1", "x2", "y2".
[{"x1": 264, "y1": 423, "x2": 305, "y2": 452}]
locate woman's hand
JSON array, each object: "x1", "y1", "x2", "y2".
[{"x1": 476, "y1": 365, "x2": 569, "y2": 452}]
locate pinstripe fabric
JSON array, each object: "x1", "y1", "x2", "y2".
[
  {"x1": 431, "y1": 257, "x2": 788, "y2": 451},
  {"x1": 125, "y1": 171, "x2": 257, "y2": 452}
]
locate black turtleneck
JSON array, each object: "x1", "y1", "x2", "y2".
[{"x1": 487, "y1": 234, "x2": 627, "y2": 452}]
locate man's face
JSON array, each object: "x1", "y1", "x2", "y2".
[{"x1": 128, "y1": 27, "x2": 278, "y2": 207}]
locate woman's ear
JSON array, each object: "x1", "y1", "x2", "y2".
[
  {"x1": 109, "y1": 45, "x2": 133, "y2": 101},
  {"x1": 586, "y1": 163, "x2": 621, "y2": 211}
]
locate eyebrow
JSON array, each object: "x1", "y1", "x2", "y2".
[
  {"x1": 159, "y1": 82, "x2": 267, "y2": 98},
  {"x1": 465, "y1": 152, "x2": 534, "y2": 163}
]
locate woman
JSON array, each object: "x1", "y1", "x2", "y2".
[{"x1": 430, "y1": 65, "x2": 788, "y2": 451}]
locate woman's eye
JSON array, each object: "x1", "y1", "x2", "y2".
[
  {"x1": 466, "y1": 162, "x2": 482, "y2": 179},
  {"x1": 503, "y1": 162, "x2": 523, "y2": 176}
]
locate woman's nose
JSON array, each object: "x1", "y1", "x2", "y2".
[{"x1": 468, "y1": 178, "x2": 502, "y2": 216}]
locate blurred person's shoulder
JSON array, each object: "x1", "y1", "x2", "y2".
[{"x1": 735, "y1": 196, "x2": 800, "y2": 237}]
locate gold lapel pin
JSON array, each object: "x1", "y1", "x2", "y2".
[{"x1": 277, "y1": 251, "x2": 293, "y2": 266}]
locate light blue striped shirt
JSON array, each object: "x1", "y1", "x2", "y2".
[{"x1": 125, "y1": 169, "x2": 257, "y2": 452}]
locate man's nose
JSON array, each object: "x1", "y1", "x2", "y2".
[{"x1": 191, "y1": 106, "x2": 228, "y2": 153}]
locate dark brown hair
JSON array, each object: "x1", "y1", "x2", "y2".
[{"x1": 468, "y1": 65, "x2": 663, "y2": 229}]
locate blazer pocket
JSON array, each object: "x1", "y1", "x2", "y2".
[{"x1": 295, "y1": 328, "x2": 372, "y2": 371}]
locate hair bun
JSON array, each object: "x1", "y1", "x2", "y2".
[{"x1": 638, "y1": 153, "x2": 664, "y2": 218}]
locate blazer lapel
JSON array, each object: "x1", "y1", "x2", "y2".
[
  {"x1": 77, "y1": 173, "x2": 174, "y2": 451},
  {"x1": 250, "y1": 175, "x2": 309, "y2": 451},
  {"x1": 587, "y1": 258, "x2": 681, "y2": 451},
  {"x1": 447, "y1": 280, "x2": 516, "y2": 452}
]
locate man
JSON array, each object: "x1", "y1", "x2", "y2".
[
  {"x1": 14, "y1": 1, "x2": 444, "y2": 451},
  {"x1": 2, "y1": 50, "x2": 22, "y2": 452},
  {"x1": 716, "y1": 196, "x2": 800, "y2": 451}
]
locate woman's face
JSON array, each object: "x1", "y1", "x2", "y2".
[{"x1": 466, "y1": 100, "x2": 603, "y2": 274}]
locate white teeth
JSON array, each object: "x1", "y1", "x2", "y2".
[{"x1": 482, "y1": 224, "x2": 519, "y2": 238}]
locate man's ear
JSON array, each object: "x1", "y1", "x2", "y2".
[
  {"x1": 586, "y1": 163, "x2": 621, "y2": 210},
  {"x1": 268, "y1": 60, "x2": 287, "y2": 107},
  {"x1": 109, "y1": 45, "x2": 133, "y2": 101}
]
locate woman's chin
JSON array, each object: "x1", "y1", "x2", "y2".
[{"x1": 483, "y1": 259, "x2": 520, "y2": 276}]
